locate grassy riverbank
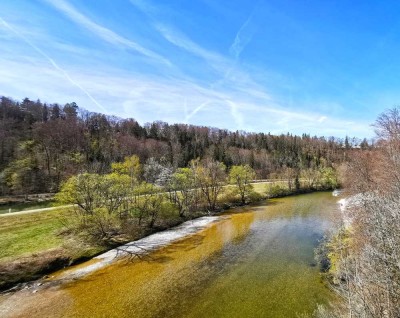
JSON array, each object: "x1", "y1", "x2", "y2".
[
  {"x1": 0, "y1": 181, "x2": 332, "y2": 291},
  {"x1": 0, "y1": 208, "x2": 81, "y2": 291},
  {"x1": 0, "y1": 205, "x2": 183, "y2": 291}
]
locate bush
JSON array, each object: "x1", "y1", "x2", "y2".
[
  {"x1": 247, "y1": 190, "x2": 263, "y2": 202},
  {"x1": 266, "y1": 184, "x2": 290, "y2": 198}
]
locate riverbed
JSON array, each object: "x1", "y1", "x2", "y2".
[{"x1": 0, "y1": 192, "x2": 339, "y2": 318}]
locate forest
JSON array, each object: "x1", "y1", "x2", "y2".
[{"x1": 0, "y1": 96, "x2": 366, "y2": 196}]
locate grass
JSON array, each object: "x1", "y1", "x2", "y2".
[
  {"x1": 251, "y1": 181, "x2": 287, "y2": 194},
  {"x1": 0, "y1": 208, "x2": 70, "y2": 262},
  {"x1": 0, "y1": 200, "x2": 56, "y2": 215},
  {"x1": 0, "y1": 207, "x2": 109, "y2": 290},
  {"x1": 251, "y1": 182, "x2": 269, "y2": 194}
]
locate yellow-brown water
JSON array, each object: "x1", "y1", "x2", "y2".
[{"x1": 0, "y1": 192, "x2": 338, "y2": 318}]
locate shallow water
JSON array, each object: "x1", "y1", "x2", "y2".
[{"x1": 1, "y1": 192, "x2": 338, "y2": 318}]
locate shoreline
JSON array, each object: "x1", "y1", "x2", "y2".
[
  {"x1": 53, "y1": 215, "x2": 221, "y2": 283},
  {"x1": 0, "y1": 188, "x2": 335, "y2": 293}
]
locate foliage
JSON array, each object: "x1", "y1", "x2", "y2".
[
  {"x1": 192, "y1": 158, "x2": 227, "y2": 211},
  {"x1": 0, "y1": 96, "x2": 349, "y2": 196},
  {"x1": 229, "y1": 165, "x2": 256, "y2": 204},
  {"x1": 111, "y1": 155, "x2": 141, "y2": 184},
  {"x1": 318, "y1": 107, "x2": 400, "y2": 317},
  {"x1": 168, "y1": 167, "x2": 198, "y2": 217},
  {"x1": 318, "y1": 167, "x2": 339, "y2": 189},
  {"x1": 56, "y1": 172, "x2": 131, "y2": 242},
  {"x1": 266, "y1": 184, "x2": 290, "y2": 198}
]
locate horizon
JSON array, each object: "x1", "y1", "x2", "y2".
[{"x1": 1, "y1": 1, "x2": 399, "y2": 137}]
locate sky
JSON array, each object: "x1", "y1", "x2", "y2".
[{"x1": 1, "y1": 1, "x2": 400, "y2": 138}]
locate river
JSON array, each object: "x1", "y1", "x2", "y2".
[{"x1": 0, "y1": 192, "x2": 339, "y2": 318}]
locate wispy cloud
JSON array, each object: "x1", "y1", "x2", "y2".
[
  {"x1": 185, "y1": 101, "x2": 211, "y2": 122},
  {"x1": 0, "y1": 0, "x2": 376, "y2": 138},
  {"x1": 127, "y1": 0, "x2": 370, "y2": 135},
  {"x1": 318, "y1": 116, "x2": 328, "y2": 123},
  {"x1": 42, "y1": 0, "x2": 171, "y2": 66},
  {"x1": 129, "y1": 1, "x2": 230, "y2": 74},
  {"x1": 229, "y1": 13, "x2": 256, "y2": 59},
  {"x1": 0, "y1": 55, "x2": 372, "y2": 136},
  {"x1": 0, "y1": 17, "x2": 105, "y2": 112},
  {"x1": 225, "y1": 100, "x2": 244, "y2": 129}
]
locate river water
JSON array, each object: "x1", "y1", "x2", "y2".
[{"x1": 0, "y1": 192, "x2": 339, "y2": 318}]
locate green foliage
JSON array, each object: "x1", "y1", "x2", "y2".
[
  {"x1": 111, "y1": 155, "x2": 141, "y2": 183},
  {"x1": 56, "y1": 173, "x2": 104, "y2": 215},
  {"x1": 1, "y1": 96, "x2": 348, "y2": 197},
  {"x1": 2, "y1": 141, "x2": 45, "y2": 194},
  {"x1": 317, "y1": 227, "x2": 352, "y2": 284},
  {"x1": 192, "y1": 158, "x2": 227, "y2": 211},
  {"x1": 267, "y1": 184, "x2": 290, "y2": 198},
  {"x1": 229, "y1": 165, "x2": 256, "y2": 204},
  {"x1": 218, "y1": 187, "x2": 241, "y2": 205},
  {"x1": 132, "y1": 182, "x2": 163, "y2": 227},
  {"x1": 247, "y1": 190, "x2": 263, "y2": 202},
  {"x1": 169, "y1": 167, "x2": 198, "y2": 217},
  {"x1": 319, "y1": 167, "x2": 339, "y2": 190},
  {"x1": 56, "y1": 172, "x2": 133, "y2": 242}
]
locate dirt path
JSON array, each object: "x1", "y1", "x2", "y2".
[
  {"x1": 0, "y1": 180, "x2": 282, "y2": 218},
  {"x1": 0, "y1": 205, "x2": 73, "y2": 217}
]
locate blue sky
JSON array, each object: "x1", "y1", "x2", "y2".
[{"x1": 1, "y1": 0, "x2": 400, "y2": 137}]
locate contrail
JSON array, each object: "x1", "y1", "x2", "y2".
[
  {"x1": 229, "y1": 12, "x2": 255, "y2": 60},
  {"x1": 225, "y1": 99, "x2": 244, "y2": 129},
  {"x1": 0, "y1": 17, "x2": 106, "y2": 112},
  {"x1": 185, "y1": 101, "x2": 210, "y2": 122}
]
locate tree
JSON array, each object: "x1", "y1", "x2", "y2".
[
  {"x1": 0, "y1": 96, "x2": 349, "y2": 195},
  {"x1": 318, "y1": 108, "x2": 400, "y2": 317},
  {"x1": 319, "y1": 167, "x2": 339, "y2": 189},
  {"x1": 143, "y1": 157, "x2": 172, "y2": 186},
  {"x1": 132, "y1": 182, "x2": 165, "y2": 228},
  {"x1": 111, "y1": 155, "x2": 141, "y2": 185},
  {"x1": 2, "y1": 141, "x2": 45, "y2": 194},
  {"x1": 229, "y1": 165, "x2": 256, "y2": 204},
  {"x1": 169, "y1": 168, "x2": 198, "y2": 217},
  {"x1": 301, "y1": 167, "x2": 320, "y2": 190},
  {"x1": 56, "y1": 172, "x2": 132, "y2": 242},
  {"x1": 56, "y1": 173, "x2": 104, "y2": 216},
  {"x1": 192, "y1": 158, "x2": 227, "y2": 211}
]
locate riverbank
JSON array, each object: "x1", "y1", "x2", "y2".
[
  {"x1": 0, "y1": 192, "x2": 338, "y2": 318},
  {"x1": 0, "y1": 184, "x2": 336, "y2": 292},
  {"x1": 1, "y1": 216, "x2": 223, "y2": 299},
  {"x1": 0, "y1": 201, "x2": 242, "y2": 292}
]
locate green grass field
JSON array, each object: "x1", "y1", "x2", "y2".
[
  {"x1": 0, "y1": 208, "x2": 71, "y2": 262},
  {"x1": 251, "y1": 181, "x2": 288, "y2": 194}
]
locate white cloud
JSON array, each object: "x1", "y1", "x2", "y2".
[
  {"x1": 229, "y1": 13, "x2": 256, "y2": 59},
  {"x1": 0, "y1": 18, "x2": 106, "y2": 112},
  {"x1": 318, "y1": 116, "x2": 327, "y2": 123},
  {"x1": 0, "y1": 1, "x2": 375, "y2": 138},
  {"x1": 42, "y1": 0, "x2": 171, "y2": 66},
  {"x1": 0, "y1": 55, "x2": 373, "y2": 136}
]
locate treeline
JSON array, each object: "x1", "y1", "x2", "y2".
[
  {"x1": 0, "y1": 96, "x2": 359, "y2": 195},
  {"x1": 56, "y1": 156, "x2": 263, "y2": 244},
  {"x1": 317, "y1": 108, "x2": 400, "y2": 318}
]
